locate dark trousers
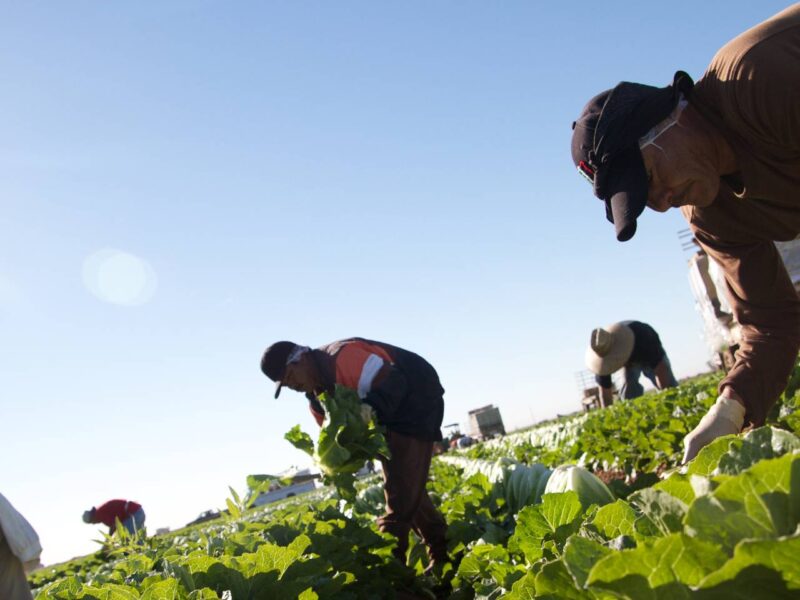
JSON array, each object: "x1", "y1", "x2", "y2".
[
  {"x1": 377, "y1": 430, "x2": 448, "y2": 565},
  {"x1": 620, "y1": 356, "x2": 677, "y2": 400}
]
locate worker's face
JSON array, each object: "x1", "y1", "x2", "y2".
[
  {"x1": 640, "y1": 109, "x2": 721, "y2": 212},
  {"x1": 280, "y1": 353, "x2": 319, "y2": 395}
]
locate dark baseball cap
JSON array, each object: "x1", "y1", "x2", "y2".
[
  {"x1": 260, "y1": 341, "x2": 297, "y2": 398},
  {"x1": 571, "y1": 71, "x2": 693, "y2": 241}
]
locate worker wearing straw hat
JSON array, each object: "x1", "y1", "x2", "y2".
[{"x1": 585, "y1": 321, "x2": 677, "y2": 406}]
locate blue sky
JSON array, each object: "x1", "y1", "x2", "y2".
[{"x1": 2, "y1": 1, "x2": 791, "y2": 565}]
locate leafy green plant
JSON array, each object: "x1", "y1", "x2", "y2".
[
  {"x1": 31, "y1": 371, "x2": 800, "y2": 600},
  {"x1": 284, "y1": 386, "x2": 390, "y2": 502},
  {"x1": 542, "y1": 465, "x2": 615, "y2": 509}
]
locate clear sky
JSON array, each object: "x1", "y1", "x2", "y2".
[{"x1": 2, "y1": 1, "x2": 792, "y2": 565}]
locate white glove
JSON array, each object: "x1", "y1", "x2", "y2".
[
  {"x1": 360, "y1": 403, "x2": 374, "y2": 424},
  {"x1": 682, "y1": 396, "x2": 745, "y2": 463}
]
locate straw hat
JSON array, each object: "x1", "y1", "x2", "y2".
[{"x1": 584, "y1": 322, "x2": 635, "y2": 376}]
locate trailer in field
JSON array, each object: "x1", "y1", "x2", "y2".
[{"x1": 468, "y1": 404, "x2": 506, "y2": 439}]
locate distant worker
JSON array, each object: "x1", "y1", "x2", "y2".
[
  {"x1": 0, "y1": 492, "x2": 42, "y2": 600},
  {"x1": 585, "y1": 321, "x2": 677, "y2": 406},
  {"x1": 82, "y1": 499, "x2": 145, "y2": 536},
  {"x1": 570, "y1": 5, "x2": 800, "y2": 462},
  {"x1": 260, "y1": 337, "x2": 448, "y2": 574},
  {"x1": 456, "y1": 435, "x2": 474, "y2": 449}
]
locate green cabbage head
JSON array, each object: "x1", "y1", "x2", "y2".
[
  {"x1": 543, "y1": 464, "x2": 615, "y2": 509},
  {"x1": 285, "y1": 386, "x2": 390, "y2": 502}
]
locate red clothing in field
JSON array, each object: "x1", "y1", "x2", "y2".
[{"x1": 92, "y1": 500, "x2": 141, "y2": 528}]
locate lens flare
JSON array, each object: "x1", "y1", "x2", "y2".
[{"x1": 82, "y1": 249, "x2": 157, "y2": 306}]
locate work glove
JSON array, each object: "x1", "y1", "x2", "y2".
[
  {"x1": 360, "y1": 403, "x2": 374, "y2": 424},
  {"x1": 682, "y1": 396, "x2": 745, "y2": 463}
]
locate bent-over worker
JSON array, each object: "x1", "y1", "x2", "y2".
[
  {"x1": 585, "y1": 321, "x2": 677, "y2": 406},
  {"x1": 261, "y1": 337, "x2": 448, "y2": 573},
  {"x1": 82, "y1": 499, "x2": 145, "y2": 536},
  {"x1": 570, "y1": 5, "x2": 800, "y2": 461}
]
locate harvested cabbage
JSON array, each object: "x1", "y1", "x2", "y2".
[
  {"x1": 543, "y1": 464, "x2": 614, "y2": 509},
  {"x1": 503, "y1": 463, "x2": 552, "y2": 515},
  {"x1": 285, "y1": 386, "x2": 390, "y2": 502}
]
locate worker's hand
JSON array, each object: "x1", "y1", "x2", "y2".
[
  {"x1": 360, "y1": 403, "x2": 374, "y2": 424},
  {"x1": 23, "y1": 559, "x2": 42, "y2": 573},
  {"x1": 682, "y1": 395, "x2": 745, "y2": 463}
]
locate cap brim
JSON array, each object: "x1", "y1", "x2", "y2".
[
  {"x1": 603, "y1": 147, "x2": 648, "y2": 242},
  {"x1": 274, "y1": 381, "x2": 283, "y2": 399}
]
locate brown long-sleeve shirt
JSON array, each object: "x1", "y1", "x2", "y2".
[{"x1": 682, "y1": 4, "x2": 800, "y2": 426}]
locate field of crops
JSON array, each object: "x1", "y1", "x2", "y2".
[{"x1": 30, "y1": 370, "x2": 800, "y2": 599}]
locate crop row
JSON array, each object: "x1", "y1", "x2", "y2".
[{"x1": 30, "y1": 369, "x2": 800, "y2": 599}]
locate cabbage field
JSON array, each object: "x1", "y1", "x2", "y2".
[{"x1": 29, "y1": 370, "x2": 800, "y2": 599}]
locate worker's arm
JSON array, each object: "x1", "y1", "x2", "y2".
[
  {"x1": 691, "y1": 227, "x2": 800, "y2": 427},
  {"x1": 653, "y1": 358, "x2": 676, "y2": 390},
  {"x1": 595, "y1": 373, "x2": 615, "y2": 407},
  {"x1": 679, "y1": 210, "x2": 800, "y2": 462},
  {"x1": 306, "y1": 393, "x2": 325, "y2": 427},
  {"x1": 363, "y1": 364, "x2": 409, "y2": 420},
  {"x1": 600, "y1": 385, "x2": 614, "y2": 407},
  {"x1": 23, "y1": 559, "x2": 42, "y2": 573}
]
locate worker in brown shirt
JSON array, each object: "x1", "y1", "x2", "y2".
[{"x1": 570, "y1": 5, "x2": 800, "y2": 462}]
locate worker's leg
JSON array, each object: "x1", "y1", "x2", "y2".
[
  {"x1": 133, "y1": 508, "x2": 145, "y2": 533},
  {"x1": 121, "y1": 508, "x2": 145, "y2": 536},
  {"x1": 619, "y1": 365, "x2": 644, "y2": 400},
  {"x1": 0, "y1": 529, "x2": 33, "y2": 600},
  {"x1": 642, "y1": 366, "x2": 659, "y2": 388},
  {"x1": 656, "y1": 356, "x2": 678, "y2": 387},
  {"x1": 121, "y1": 514, "x2": 134, "y2": 534},
  {"x1": 411, "y1": 491, "x2": 448, "y2": 566},
  {"x1": 645, "y1": 356, "x2": 677, "y2": 391},
  {"x1": 378, "y1": 431, "x2": 442, "y2": 564}
]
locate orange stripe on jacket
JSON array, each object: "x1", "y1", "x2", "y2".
[{"x1": 334, "y1": 341, "x2": 392, "y2": 391}]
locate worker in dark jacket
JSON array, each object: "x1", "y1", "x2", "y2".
[
  {"x1": 261, "y1": 337, "x2": 448, "y2": 572},
  {"x1": 82, "y1": 500, "x2": 145, "y2": 536},
  {"x1": 585, "y1": 321, "x2": 677, "y2": 406}
]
